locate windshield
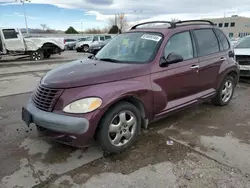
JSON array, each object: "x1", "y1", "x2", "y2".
[
  {"x1": 235, "y1": 37, "x2": 250, "y2": 48},
  {"x1": 78, "y1": 38, "x2": 86, "y2": 42},
  {"x1": 85, "y1": 36, "x2": 93, "y2": 41},
  {"x1": 95, "y1": 32, "x2": 163, "y2": 63}
]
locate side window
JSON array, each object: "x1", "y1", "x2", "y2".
[
  {"x1": 215, "y1": 29, "x2": 230, "y2": 50},
  {"x1": 193, "y1": 29, "x2": 219, "y2": 57},
  {"x1": 105, "y1": 36, "x2": 111, "y2": 40},
  {"x1": 93, "y1": 36, "x2": 98, "y2": 42},
  {"x1": 164, "y1": 31, "x2": 193, "y2": 61},
  {"x1": 100, "y1": 36, "x2": 105, "y2": 41},
  {"x1": 3, "y1": 29, "x2": 18, "y2": 39}
]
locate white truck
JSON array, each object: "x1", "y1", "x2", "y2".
[{"x1": 0, "y1": 28, "x2": 65, "y2": 61}]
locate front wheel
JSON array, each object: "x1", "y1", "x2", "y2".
[
  {"x1": 83, "y1": 45, "x2": 89, "y2": 52},
  {"x1": 97, "y1": 102, "x2": 141, "y2": 153},
  {"x1": 30, "y1": 51, "x2": 44, "y2": 61},
  {"x1": 212, "y1": 76, "x2": 235, "y2": 106}
]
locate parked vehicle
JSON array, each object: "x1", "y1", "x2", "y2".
[
  {"x1": 0, "y1": 28, "x2": 64, "y2": 60},
  {"x1": 72, "y1": 37, "x2": 87, "y2": 50},
  {"x1": 234, "y1": 36, "x2": 250, "y2": 77},
  {"x1": 75, "y1": 35, "x2": 112, "y2": 52},
  {"x1": 230, "y1": 38, "x2": 239, "y2": 46},
  {"x1": 64, "y1": 39, "x2": 77, "y2": 50},
  {"x1": 88, "y1": 38, "x2": 112, "y2": 55},
  {"x1": 22, "y1": 20, "x2": 239, "y2": 153}
]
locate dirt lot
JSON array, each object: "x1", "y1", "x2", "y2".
[{"x1": 0, "y1": 52, "x2": 250, "y2": 187}]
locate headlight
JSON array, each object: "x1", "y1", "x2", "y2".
[{"x1": 63, "y1": 98, "x2": 102, "y2": 114}]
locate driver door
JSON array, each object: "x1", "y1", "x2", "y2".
[
  {"x1": 1, "y1": 29, "x2": 25, "y2": 52},
  {"x1": 153, "y1": 31, "x2": 201, "y2": 116}
]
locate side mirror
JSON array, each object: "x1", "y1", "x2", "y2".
[{"x1": 160, "y1": 53, "x2": 183, "y2": 67}]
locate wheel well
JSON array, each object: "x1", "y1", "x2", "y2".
[
  {"x1": 41, "y1": 43, "x2": 60, "y2": 54},
  {"x1": 42, "y1": 42, "x2": 57, "y2": 49},
  {"x1": 227, "y1": 71, "x2": 238, "y2": 85},
  {"x1": 94, "y1": 96, "x2": 147, "y2": 139}
]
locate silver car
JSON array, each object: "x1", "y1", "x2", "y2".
[{"x1": 75, "y1": 35, "x2": 112, "y2": 52}]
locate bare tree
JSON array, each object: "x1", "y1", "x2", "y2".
[
  {"x1": 40, "y1": 24, "x2": 48, "y2": 31},
  {"x1": 171, "y1": 18, "x2": 180, "y2": 22},
  {"x1": 108, "y1": 13, "x2": 128, "y2": 33}
]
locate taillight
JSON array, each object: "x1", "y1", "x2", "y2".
[{"x1": 64, "y1": 39, "x2": 66, "y2": 44}]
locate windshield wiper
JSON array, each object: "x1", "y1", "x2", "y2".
[{"x1": 98, "y1": 58, "x2": 121, "y2": 63}]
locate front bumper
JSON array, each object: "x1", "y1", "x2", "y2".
[
  {"x1": 23, "y1": 100, "x2": 89, "y2": 134},
  {"x1": 239, "y1": 65, "x2": 250, "y2": 77}
]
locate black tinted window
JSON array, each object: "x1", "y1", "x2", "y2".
[
  {"x1": 3, "y1": 29, "x2": 18, "y2": 39},
  {"x1": 93, "y1": 36, "x2": 98, "y2": 41},
  {"x1": 164, "y1": 31, "x2": 193, "y2": 61},
  {"x1": 100, "y1": 36, "x2": 105, "y2": 41},
  {"x1": 218, "y1": 23, "x2": 223, "y2": 27},
  {"x1": 194, "y1": 29, "x2": 219, "y2": 56},
  {"x1": 215, "y1": 29, "x2": 230, "y2": 50},
  {"x1": 105, "y1": 36, "x2": 111, "y2": 40},
  {"x1": 224, "y1": 23, "x2": 229, "y2": 27}
]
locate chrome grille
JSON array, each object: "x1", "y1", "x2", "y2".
[
  {"x1": 32, "y1": 85, "x2": 62, "y2": 111},
  {"x1": 235, "y1": 55, "x2": 250, "y2": 65}
]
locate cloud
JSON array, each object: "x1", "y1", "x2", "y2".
[
  {"x1": 85, "y1": 0, "x2": 113, "y2": 6},
  {"x1": 12, "y1": 12, "x2": 38, "y2": 20},
  {"x1": 1, "y1": 12, "x2": 38, "y2": 20},
  {"x1": 1, "y1": 0, "x2": 250, "y2": 23}
]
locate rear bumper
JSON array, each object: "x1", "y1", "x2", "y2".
[{"x1": 25, "y1": 100, "x2": 89, "y2": 134}]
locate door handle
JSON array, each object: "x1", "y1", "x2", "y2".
[
  {"x1": 220, "y1": 57, "x2": 226, "y2": 61},
  {"x1": 190, "y1": 65, "x2": 199, "y2": 69}
]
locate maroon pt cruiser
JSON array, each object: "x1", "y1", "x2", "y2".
[{"x1": 22, "y1": 20, "x2": 240, "y2": 153}]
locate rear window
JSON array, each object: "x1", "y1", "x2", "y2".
[
  {"x1": 3, "y1": 29, "x2": 18, "y2": 39},
  {"x1": 194, "y1": 29, "x2": 219, "y2": 57}
]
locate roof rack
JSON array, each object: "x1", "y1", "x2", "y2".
[
  {"x1": 130, "y1": 20, "x2": 215, "y2": 30},
  {"x1": 130, "y1": 21, "x2": 176, "y2": 30},
  {"x1": 175, "y1": 20, "x2": 215, "y2": 26}
]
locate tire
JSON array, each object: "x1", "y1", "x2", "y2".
[
  {"x1": 97, "y1": 102, "x2": 141, "y2": 154},
  {"x1": 30, "y1": 51, "x2": 44, "y2": 61},
  {"x1": 212, "y1": 76, "x2": 235, "y2": 106},
  {"x1": 44, "y1": 53, "x2": 51, "y2": 59},
  {"x1": 83, "y1": 45, "x2": 89, "y2": 52}
]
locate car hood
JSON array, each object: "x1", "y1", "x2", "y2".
[
  {"x1": 41, "y1": 58, "x2": 150, "y2": 89},
  {"x1": 234, "y1": 48, "x2": 250, "y2": 55}
]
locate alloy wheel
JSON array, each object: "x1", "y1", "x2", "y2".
[
  {"x1": 108, "y1": 111, "x2": 137, "y2": 147},
  {"x1": 221, "y1": 80, "x2": 233, "y2": 103}
]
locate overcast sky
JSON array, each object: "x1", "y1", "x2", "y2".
[{"x1": 1, "y1": 0, "x2": 250, "y2": 31}]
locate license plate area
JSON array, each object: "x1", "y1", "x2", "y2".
[{"x1": 22, "y1": 107, "x2": 32, "y2": 125}]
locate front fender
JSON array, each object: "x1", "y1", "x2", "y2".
[{"x1": 54, "y1": 75, "x2": 153, "y2": 123}]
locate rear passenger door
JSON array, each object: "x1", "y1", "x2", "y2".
[{"x1": 193, "y1": 28, "x2": 227, "y2": 99}]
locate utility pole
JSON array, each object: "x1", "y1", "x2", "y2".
[
  {"x1": 81, "y1": 22, "x2": 83, "y2": 36},
  {"x1": 16, "y1": 0, "x2": 30, "y2": 35}
]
